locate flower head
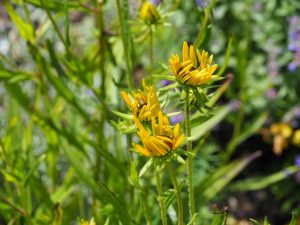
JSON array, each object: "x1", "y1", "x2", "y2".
[
  {"x1": 292, "y1": 129, "x2": 300, "y2": 146},
  {"x1": 121, "y1": 80, "x2": 160, "y2": 122},
  {"x1": 169, "y1": 41, "x2": 218, "y2": 87},
  {"x1": 140, "y1": 2, "x2": 160, "y2": 25},
  {"x1": 132, "y1": 111, "x2": 184, "y2": 157},
  {"x1": 270, "y1": 123, "x2": 293, "y2": 155}
]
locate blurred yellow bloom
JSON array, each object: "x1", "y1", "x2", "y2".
[
  {"x1": 270, "y1": 123, "x2": 293, "y2": 155},
  {"x1": 132, "y1": 111, "x2": 184, "y2": 157},
  {"x1": 121, "y1": 80, "x2": 160, "y2": 122},
  {"x1": 169, "y1": 41, "x2": 218, "y2": 87},
  {"x1": 80, "y1": 218, "x2": 96, "y2": 225},
  {"x1": 140, "y1": 2, "x2": 160, "y2": 24},
  {"x1": 292, "y1": 129, "x2": 300, "y2": 146}
]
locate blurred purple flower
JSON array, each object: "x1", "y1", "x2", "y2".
[
  {"x1": 230, "y1": 100, "x2": 241, "y2": 112},
  {"x1": 170, "y1": 113, "x2": 185, "y2": 125},
  {"x1": 288, "y1": 61, "x2": 298, "y2": 72},
  {"x1": 295, "y1": 155, "x2": 300, "y2": 166},
  {"x1": 161, "y1": 79, "x2": 172, "y2": 87},
  {"x1": 265, "y1": 88, "x2": 277, "y2": 100},
  {"x1": 253, "y1": 2, "x2": 262, "y2": 12},
  {"x1": 266, "y1": 40, "x2": 280, "y2": 78},
  {"x1": 195, "y1": 0, "x2": 209, "y2": 8},
  {"x1": 294, "y1": 106, "x2": 300, "y2": 118},
  {"x1": 288, "y1": 16, "x2": 300, "y2": 71},
  {"x1": 151, "y1": 0, "x2": 162, "y2": 6}
]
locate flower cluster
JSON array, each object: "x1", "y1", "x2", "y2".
[
  {"x1": 169, "y1": 41, "x2": 218, "y2": 87},
  {"x1": 121, "y1": 80, "x2": 184, "y2": 157},
  {"x1": 288, "y1": 16, "x2": 300, "y2": 72},
  {"x1": 266, "y1": 123, "x2": 300, "y2": 155},
  {"x1": 121, "y1": 80, "x2": 160, "y2": 122}
]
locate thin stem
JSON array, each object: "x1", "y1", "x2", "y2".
[
  {"x1": 185, "y1": 87, "x2": 195, "y2": 223},
  {"x1": 139, "y1": 191, "x2": 152, "y2": 225},
  {"x1": 224, "y1": 0, "x2": 250, "y2": 161},
  {"x1": 149, "y1": 26, "x2": 154, "y2": 68},
  {"x1": 154, "y1": 160, "x2": 168, "y2": 225},
  {"x1": 167, "y1": 162, "x2": 184, "y2": 225},
  {"x1": 115, "y1": 0, "x2": 134, "y2": 90}
]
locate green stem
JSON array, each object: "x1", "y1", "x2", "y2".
[
  {"x1": 154, "y1": 160, "x2": 168, "y2": 225},
  {"x1": 116, "y1": 0, "x2": 134, "y2": 90},
  {"x1": 185, "y1": 87, "x2": 195, "y2": 223},
  {"x1": 224, "y1": 0, "x2": 250, "y2": 161},
  {"x1": 139, "y1": 191, "x2": 152, "y2": 225},
  {"x1": 149, "y1": 27, "x2": 154, "y2": 68},
  {"x1": 167, "y1": 162, "x2": 184, "y2": 225}
]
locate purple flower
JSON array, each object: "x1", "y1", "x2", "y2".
[
  {"x1": 230, "y1": 100, "x2": 241, "y2": 112},
  {"x1": 170, "y1": 113, "x2": 185, "y2": 125},
  {"x1": 265, "y1": 88, "x2": 277, "y2": 100},
  {"x1": 288, "y1": 61, "x2": 298, "y2": 72},
  {"x1": 151, "y1": 0, "x2": 162, "y2": 6},
  {"x1": 295, "y1": 155, "x2": 300, "y2": 166},
  {"x1": 161, "y1": 80, "x2": 172, "y2": 87},
  {"x1": 195, "y1": 0, "x2": 209, "y2": 8},
  {"x1": 288, "y1": 16, "x2": 300, "y2": 70},
  {"x1": 294, "y1": 106, "x2": 300, "y2": 118}
]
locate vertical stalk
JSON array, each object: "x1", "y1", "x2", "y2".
[
  {"x1": 139, "y1": 191, "x2": 152, "y2": 225},
  {"x1": 167, "y1": 162, "x2": 184, "y2": 225},
  {"x1": 224, "y1": 0, "x2": 250, "y2": 161},
  {"x1": 185, "y1": 87, "x2": 195, "y2": 223},
  {"x1": 154, "y1": 160, "x2": 168, "y2": 225},
  {"x1": 116, "y1": 0, "x2": 134, "y2": 90},
  {"x1": 149, "y1": 27, "x2": 154, "y2": 68}
]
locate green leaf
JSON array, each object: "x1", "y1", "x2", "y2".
[
  {"x1": 139, "y1": 159, "x2": 153, "y2": 177},
  {"x1": 111, "y1": 110, "x2": 133, "y2": 120},
  {"x1": 190, "y1": 105, "x2": 231, "y2": 141},
  {"x1": 217, "y1": 35, "x2": 234, "y2": 76},
  {"x1": 197, "y1": 151, "x2": 261, "y2": 202},
  {"x1": 23, "y1": 154, "x2": 46, "y2": 187},
  {"x1": 4, "y1": 0, "x2": 34, "y2": 42},
  {"x1": 130, "y1": 161, "x2": 141, "y2": 190},
  {"x1": 231, "y1": 165, "x2": 300, "y2": 191},
  {"x1": 63, "y1": 141, "x2": 131, "y2": 224},
  {"x1": 289, "y1": 212, "x2": 296, "y2": 225},
  {"x1": 158, "y1": 82, "x2": 179, "y2": 92},
  {"x1": 263, "y1": 216, "x2": 270, "y2": 225},
  {"x1": 249, "y1": 218, "x2": 260, "y2": 225},
  {"x1": 211, "y1": 211, "x2": 228, "y2": 225}
]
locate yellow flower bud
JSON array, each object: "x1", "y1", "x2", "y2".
[{"x1": 140, "y1": 2, "x2": 160, "y2": 25}]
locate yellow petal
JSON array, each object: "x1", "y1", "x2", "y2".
[
  {"x1": 121, "y1": 92, "x2": 133, "y2": 109},
  {"x1": 182, "y1": 41, "x2": 189, "y2": 62},
  {"x1": 132, "y1": 143, "x2": 152, "y2": 157}
]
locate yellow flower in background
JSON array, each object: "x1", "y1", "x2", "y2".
[
  {"x1": 292, "y1": 129, "x2": 300, "y2": 146},
  {"x1": 80, "y1": 218, "x2": 96, "y2": 225},
  {"x1": 270, "y1": 123, "x2": 293, "y2": 155},
  {"x1": 132, "y1": 111, "x2": 184, "y2": 157},
  {"x1": 121, "y1": 80, "x2": 161, "y2": 122},
  {"x1": 169, "y1": 41, "x2": 218, "y2": 87},
  {"x1": 140, "y1": 2, "x2": 160, "y2": 25}
]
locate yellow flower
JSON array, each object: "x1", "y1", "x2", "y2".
[
  {"x1": 292, "y1": 129, "x2": 300, "y2": 146},
  {"x1": 270, "y1": 123, "x2": 293, "y2": 155},
  {"x1": 132, "y1": 111, "x2": 184, "y2": 157},
  {"x1": 121, "y1": 80, "x2": 160, "y2": 122},
  {"x1": 140, "y1": 2, "x2": 160, "y2": 25},
  {"x1": 80, "y1": 218, "x2": 96, "y2": 225},
  {"x1": 169, "y1": 41, "x2": 218, "y2": 86},
  {"x1": 270, "y1": 123, "x2": 293, "y2": 138}
]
